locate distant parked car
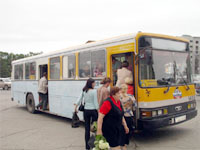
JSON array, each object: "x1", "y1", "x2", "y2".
[{"x1": 0, "y1": 78, "x2": 11, "y2": 90}]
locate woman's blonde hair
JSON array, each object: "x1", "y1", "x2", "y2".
[
  {"x1": 100, "y1": 77, "x2": 111, "y2": 84},
  {"x1": 120, "y1": 84, "x2": 128, "y2": 93}
]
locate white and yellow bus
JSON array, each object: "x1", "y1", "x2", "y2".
[{"x1": 11, "y1": 32, "x2": 197, "y2": 129}]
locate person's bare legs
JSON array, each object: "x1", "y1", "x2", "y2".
[
  {"x1": 111, "y1": 146, "x2": 121, "y2": 150},
  {"x1": 121, "y1": 145, "x2": 127, "y2": 150}
]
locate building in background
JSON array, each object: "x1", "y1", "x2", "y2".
[{"x1": 181, "y1": 35, "x2": 200, "y2": 75}]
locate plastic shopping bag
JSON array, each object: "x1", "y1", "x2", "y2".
[{"x1": 71, "y1": 112, "x2": 80, "y2": 128}]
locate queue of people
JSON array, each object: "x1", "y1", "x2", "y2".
[
  {"x1": 74, "y1": 75, "x2": 136, "y2": 150},
  {"x1": 37, "y1": 55, "x2": 135, "y2": 149}
]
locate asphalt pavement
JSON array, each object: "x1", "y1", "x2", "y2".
[{"x1": 0, "y1": 90, "x2": 199, "y2": 150}]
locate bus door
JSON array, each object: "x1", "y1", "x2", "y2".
[
  {"x1": 38, "y1": 64, "x2": 49, "y2": 110},
  {"x1": 110, "y1": 52, "x2": 138, "y2": 128},
  {"x1": 106, "y1": 43, "x2": 137, "y2": 127},
  {"x1": 110, "y1": 52, "x2": 135, "y2": 89},
  {"x1": 39, "y1": 64, "x2": 48, "y2": 78}
]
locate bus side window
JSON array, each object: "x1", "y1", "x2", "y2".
[
  {"x1": 79, "y1": 51, "x2": 91, "y2": 78},
  {"x1": 50, "y1": 57, "x2": 60, "y2": 80},
  {"x1": 14, "y1": 64, "x2": 23, "y2": 80},
  {"x1": 25, "y1": 62, "x2": 36, "y2": 80},
  {"x1": 63, "y1": 54, "x2": 76, "y2": 79},
  {"x1": 91, "y1": 50, "x2": 106, "y2": 77}
]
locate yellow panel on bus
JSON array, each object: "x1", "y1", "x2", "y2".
[
  {"x1": 106, "y1": 43, "x2": 134, "y2": 54},
  {"x1": 140, "y1": 79, "x2": 157, "y2": 87},
  {"x1": 29, "y1": 75, "x2": 36, "y2": 80},
  {"x1": 106, "y1": 43, "x2": 135, "y2": 78},
  {"x1": 138, "y1": 85, "x2": 196, "y2": 102}
]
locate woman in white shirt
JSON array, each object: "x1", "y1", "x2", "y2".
[{"x1": 116, "y1": 61, "x2": 132, "y2": 87}]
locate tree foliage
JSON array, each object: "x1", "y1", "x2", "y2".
[{"x1": 0, "y1": 51, "x2": 42, "y2": 78}]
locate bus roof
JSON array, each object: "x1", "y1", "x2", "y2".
[
  {"x1": 12, "y1": 32, "x2": 188, "y2": 64},
  {"x1": 12, "y1": 33, "x2": 137, "y2": 64}
]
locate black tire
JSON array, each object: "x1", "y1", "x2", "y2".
[
  {"x1": 4, "y1": 85, "x2": 8, "y2": 90},
  {"x1": 26, "y1": 94, "x2": 36, "y2": 113}
]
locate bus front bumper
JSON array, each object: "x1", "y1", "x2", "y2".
[{"x1": 139, "y1": 109, "x2": 197, "y2": 130}]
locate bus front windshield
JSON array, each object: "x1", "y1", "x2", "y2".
[{"x1": 139, "y1": 37, "x2": 191, "y2": 88}]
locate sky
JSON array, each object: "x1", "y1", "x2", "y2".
[{"x1": 0, "y1": 0, "x2": 200, "y2": 54}]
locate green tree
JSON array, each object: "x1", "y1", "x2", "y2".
[{"x1": 0, "y1": 51, "x2": 42, "y2": 78}]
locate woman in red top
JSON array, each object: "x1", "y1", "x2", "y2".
[{"x1": 97, "y1": 87, "x2": 129, "y2": 150}]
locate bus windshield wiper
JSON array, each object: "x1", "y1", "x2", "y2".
[
  {"x1": 164, "y1": 85, "x2": 170, "y2": 94},
  {"x1": 179, "y1": 73, "x2": 190, "y2": 91},
  {"x1": 157, "y1": 78, "x2": 171, "y2": 94},
  {"x1": 161, "y1": 78, "x2": 171, "y2": 94},
  {"x1": 173, "y1": 61, "x2": 190, "y2": 91}
]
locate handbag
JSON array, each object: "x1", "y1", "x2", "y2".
[
  {"x1": 78, "y1": 92, "x2": 85, "y2": 111},
  {"x1": 78, "y1": 103, "x2": 85, "y2": 111}
]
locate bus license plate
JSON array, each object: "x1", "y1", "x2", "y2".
[{"x1": 175, "y1": 115, "x2": 186, "y2": 123}]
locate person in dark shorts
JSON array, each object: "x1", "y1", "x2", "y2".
[{"x1": 97, "y1": 86, "x2": 129, "y2": 150}]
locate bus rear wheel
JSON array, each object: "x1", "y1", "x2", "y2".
[{"x1": 26, "y1": 94, "x2": 36, "y2": 113}]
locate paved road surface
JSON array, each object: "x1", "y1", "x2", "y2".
[{"x1": 0, "y1": 90, "x2": 199, "y2": 150}]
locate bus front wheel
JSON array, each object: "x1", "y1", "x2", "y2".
[{"x1": 26, "y1": 94, "x2": 36, "y2": 113}]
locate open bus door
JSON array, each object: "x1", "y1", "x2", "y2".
[
  {"x1": 38, "y1": 64, "x2": 49, "y2": 110},
  {"x1": 110, "y1": 52, "x2": 137, "y2": 128},
  {"x1": 39, "y1": 65, "x2": 48, "y2": 78},
  {"x1": 109, "y1": 52, "x2": 135, "y2": 93},
  {"x1": 106, "y1": 43, "x2": 139, "y2": 128}
]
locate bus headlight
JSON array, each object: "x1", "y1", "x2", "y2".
[
  {"x1": 141, "y1": 111, "x2": 152, "y2": 118},
  {"x1": 152, "y1": 111, "x2": 157, "y2": 117},
  {"x1": 163, "y1": 108, "x2": 168, "y2": 115},
  {"x1": 191, "y1": 103, "x2": 194, "y2": 108},
  {"x1": 188, "y1": 102, "x2": 196, "y2": 110},
  {"x1": 141, "y1": 108, "x2": 168, "y2": 118},
  {"x1": 155, "y1": 108, "x2": 168, "y2": 116},
  {"x1": 157, "y1": 110, "x2": 163, "y2": 115}
]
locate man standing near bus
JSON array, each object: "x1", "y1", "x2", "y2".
[{"x1": 37, "y1": 72, "x2": 48, "y2": 110}]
